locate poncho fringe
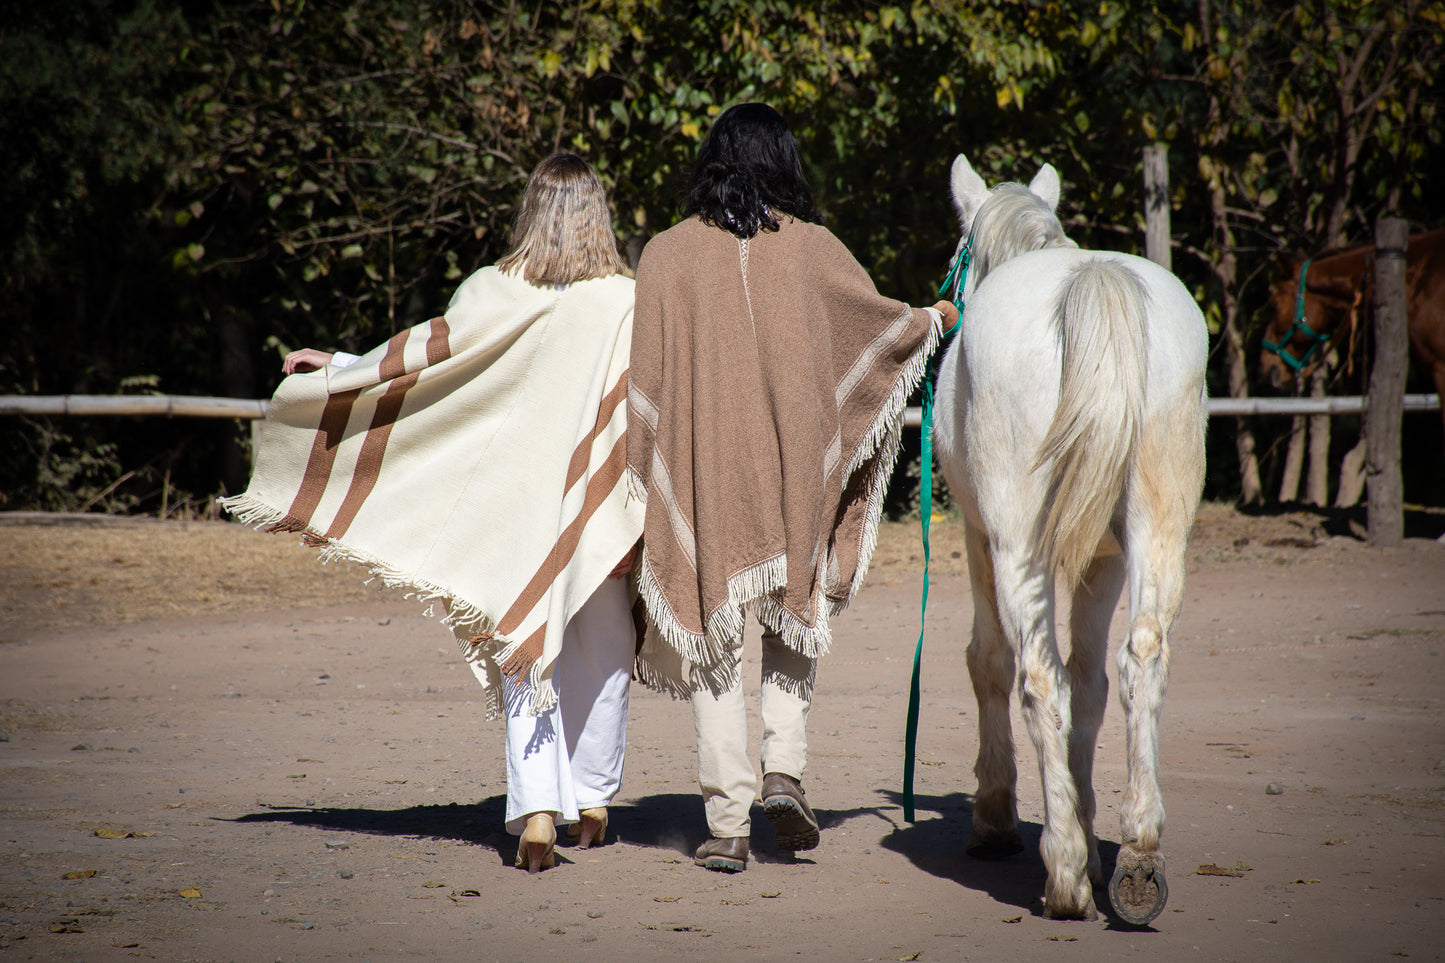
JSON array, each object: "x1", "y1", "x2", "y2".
[
  {"x1": 221, "y1": 267, "x2": 644, "y2": 720},
  {"x1": 627, "y1": 216, "x2": 940, "y2": 696}
]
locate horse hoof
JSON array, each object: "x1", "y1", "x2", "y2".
[
  {"x1": 1109, "y1": 850, "x2": 1168, "y2": 926},
  {"x1": 966, "y1": 829, "x2": 1024, "y2": 859},
  {"x1": 1042, "y1": 894, "x2": 1098, "y2": 921}
]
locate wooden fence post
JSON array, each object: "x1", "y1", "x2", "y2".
[
  {"x1": 1365, "y1": 217, "x2": 1409, "y2": 546},
  {"x1": 1143, "y1": 144, "x2": 1171, "y2": 270}
]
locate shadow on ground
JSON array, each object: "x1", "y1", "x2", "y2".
[
  {"x1": 875, "y1": 788, "x2": 1154, "y2": 929},
  {"x1": 224, "y1": 789, "x2": 1156, "y2": 926}
]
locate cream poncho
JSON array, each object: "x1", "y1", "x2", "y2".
[{"x1": 223, "y1": 266, "x2": 643, "y2": 717}]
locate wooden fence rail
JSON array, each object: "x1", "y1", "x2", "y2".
[{"x1": 0, "y1": 393, "x2": 1440, "y2": 426}]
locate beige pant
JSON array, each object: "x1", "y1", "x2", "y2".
[{"x1": 692, "y1": 623, "x2": 815, "y2": 837}]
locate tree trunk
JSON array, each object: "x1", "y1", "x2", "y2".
[
  {"x1": 217, "y1": 305, "x2": 258, "y2": 496},
  {"x1": 1334, "y1": 436, "x2": 1367, "y2": 508},
  {"x1": 1225, "y1": 319, "x2": 1263, "y2": 504},
  {"x1": 1279, "y1": 413, "x2": 1305, "y2": 502},
  {"x1": 1201, "y1": 153, "x2": 1262, "y2": 504},
  {"x1": 1366, "y1": 217, "x2": 1410, "y2": 545},
  {"x1": 1305, "y1": 364, "x2": 1332, "y2": 506},
  {"x1": 1143, "y1": 144, "x2": 1171, "y2": 271}
]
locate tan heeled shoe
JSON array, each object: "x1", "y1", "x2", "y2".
[
  {"x1": 576, "y1": 807, "x2": 608, "y2": 849},
  {"x1": 514, "y1": 813, "x2": 556, "y2": 874}
]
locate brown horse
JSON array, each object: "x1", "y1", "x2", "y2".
[{"x1": 1259, "y1": 227, "x2": 1445, "y2": 438}]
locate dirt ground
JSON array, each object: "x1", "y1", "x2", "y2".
[{"x1": 1, "y1": 504, "x2": 1442, "y2": 961}]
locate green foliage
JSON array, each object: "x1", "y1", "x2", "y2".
[
  {"x1": 3, "y1": 418, "x2": 136, "y2": 514},
  {"x1": 2, "y1": 0, "x2": 1442, "y2": 513}
]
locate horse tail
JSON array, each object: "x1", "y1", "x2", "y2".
[{"x1": 1033, "y1": 258, "x2": 1148, "y2": 585}]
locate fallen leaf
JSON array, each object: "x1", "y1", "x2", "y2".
[
  {"x1": 49, "y1": 918, "x2": 83, "y2": 934},
  {"x1": 448, "y1": 890, "x2": 481, "y2": 902},
  {"x1": 760, "y1": 891, "x2": 781, "y2": 899},
  {"x1": 1323, "y1": 838, "x2": 1349, "y2": 846},
  {"x1": 112, "y1": 942, "x2": 143, "y2": 948},
  {"x1": 1047, "y1": 936, "x2": 1079, "y2": 942},
  {"x1": 1292, "y1": 878, "x2": 1321, "y2": 885},
  {"x1": 653, "y1": 895, "x2": 681, "y2": 903},
  {"x1": 893, "y1": 953, "x2": 923, "y2": 961},
  {"x1": 1003, "y1": 915, "x2": 1023, "y2": 923},
  {"x1": 63, "y1": 869, "x2": 99, "y2": 880},
  {"x1": 721, "y1": 898, "x2": 750, "y2": 905},
  {"x1": 94, "y1": 828, "x2": 151, "y2": 839},
  {"x1": 919, "y1": 759, "x2": 945, "y2": 767},
  {"x1": 177, "y1": 888, "x2": 202, "y2": 898},
  {"x1": 1196, "y1": 863, "x2": 1245, "y2": 877},
  {"x1": 287, "y1": 774, "x2": 307, "y2": 779},
  {"x1": 422, "y1": 881, "x2": 446, "y2": 888}
]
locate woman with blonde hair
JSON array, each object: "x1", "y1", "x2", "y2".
[{"x1": 226, "y1": 153, "x2": 642, "y2": 873}]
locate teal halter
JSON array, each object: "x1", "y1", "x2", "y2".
[
  {"x1": 902, "y1": 233, "x2": 970, "y2": 823},
  {"x1": 1262, "y1": 259, "x2": 1332, "y2": 371},
  {"x1": 938, "y1": 234, "x2": 972, "y2": 318}
]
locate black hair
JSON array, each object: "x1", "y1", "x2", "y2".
[{"x1": 686, "y1": 102, "x2": 821, "y2": 239}]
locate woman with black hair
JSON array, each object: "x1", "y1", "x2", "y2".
[{"x1": 627, "y1": 103, "x2": 959, "y2": 872}]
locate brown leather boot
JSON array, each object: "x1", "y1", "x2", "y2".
[
  {"x1": 693, "y1": 835, "x2": 749, "y2": 872},
  {"x1": 762, "y1": 772, "x2": 820, "y2": 851}
]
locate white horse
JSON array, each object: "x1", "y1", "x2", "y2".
[{"x1": 932, "y1": 153, "x2": 1207, "y2": 923}]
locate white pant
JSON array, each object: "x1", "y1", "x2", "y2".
[
  {"x1": 501, "y1": 577, "x2": 634, "y2": 835},
  {"x1": 692, "y1": 624, "x2": 815, "y2": 837}
]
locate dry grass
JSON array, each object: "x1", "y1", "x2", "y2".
[{"x1": 0, "y1": 502, "x2": 1376, "y2": 636}]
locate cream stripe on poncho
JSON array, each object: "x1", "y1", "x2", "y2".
[
  {"x1": 222, "y1": 266, "x2": 644, "y2": 718},
  {"x1": 627, "y1": 216, "x2": 939, "y2": 695}
]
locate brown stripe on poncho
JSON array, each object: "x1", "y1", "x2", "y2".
[
  {"x1": 627, "y1": 216, "x2": 939, "y2": 692},
  {"x1": 223, "y1": 267, "x2": 644, "y2": 718}
]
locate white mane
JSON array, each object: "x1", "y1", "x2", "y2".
[{"x1": 967, "y1": 182, "x2": 1073, "y2": 287}]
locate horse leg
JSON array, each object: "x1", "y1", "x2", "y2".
[
  {"x1": 1066, "y1": 538, "x2": 1127, "y2": 888},
  {"x1": 991, "y1": 541, "x2": 1095, "y2": 920},
  {"x1": 1110, "y1": 454, "x2": 1198, "y2": 925},
  {"x1": 962, "y1": 522, "x2": 1022, "y2": 858}
]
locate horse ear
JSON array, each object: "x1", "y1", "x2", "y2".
[
  {"x1": 1029, "y1": 164, "x2": 1061, "y2": 212},
  {"x1": 950, "y1": 153, "x2": 988, "y2": 225}
]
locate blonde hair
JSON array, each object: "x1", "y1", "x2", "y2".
[{"x1": 496, "y1": 153, "x2": 627, "y2": 284}]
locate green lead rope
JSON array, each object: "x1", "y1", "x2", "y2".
[{"x1": 902, "y1": 238, "x2": 968, "y2": 823}]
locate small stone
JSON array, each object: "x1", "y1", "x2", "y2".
[
  {"x1": 586, "y1": 910, "x2": 603, "y2": 919},
  {"x1": 338, "y1": 870, "x2": 354, "y2": 879},
  {"x1": 0, "y1": 730, "x2": 11, "y2": 742},
  {"x1": 1265, "y1": 782, "x2": 1284, "y2": 795},
  {"x1": 324, "y1": 840, "x2": 350, "y2": 850}
]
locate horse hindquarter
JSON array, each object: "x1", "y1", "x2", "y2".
[{"x1": 938, "y1": 251, "x2": 1206, "y2": 922}]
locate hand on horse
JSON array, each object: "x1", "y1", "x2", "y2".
[
  {"x1": 932, "y1": 299, "x2": 960, "y2": 331},
  {"x1": 282, "y1": 348, "x2": 336, "y2": 374}
]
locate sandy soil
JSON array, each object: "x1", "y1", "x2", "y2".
[{"x1": 1, "y1": 505, "x2": 1442, "y2": 961}]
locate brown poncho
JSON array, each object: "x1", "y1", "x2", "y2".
[{"x1": 627, "y1": 215, "x2": 939, "y2": 690}]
